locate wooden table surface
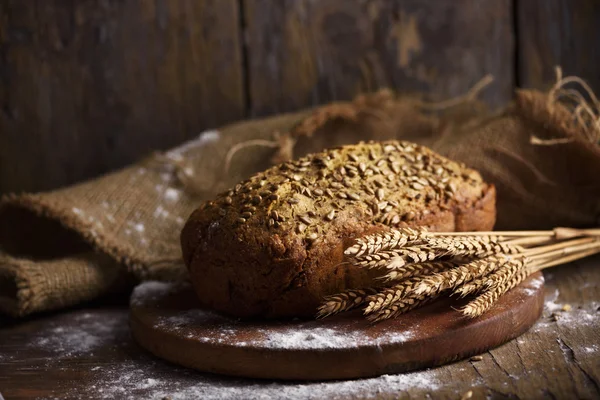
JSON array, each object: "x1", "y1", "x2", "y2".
[{"x1": 1, "y1": 256, "x2": 599, "y2": 400}]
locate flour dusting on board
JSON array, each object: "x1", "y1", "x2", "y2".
[
  {"x1": 522, "y1": 276, "x2": 545, "y2": 296},
  {"x1": 132, "y1": 281, "x2": 416, "y2": 350},
  {"x1": 259, "y1": 326, "x2": 415, "y2": 350}
]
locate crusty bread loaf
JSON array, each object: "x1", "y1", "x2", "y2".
[{"x1": 181, "y1": 141, "x2": 495, "y2": 318}]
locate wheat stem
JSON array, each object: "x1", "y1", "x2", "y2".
[
  {"x1": 524, "y1": 238, "x2": 600, "y2": 259},
  {"x1": 426, "y1": 227, "x2": 600, "y2": 238},
  {"x1": 318, "y1": 226, "x2": 600, "y2": 322},
  {"x1": 533, "y1": 247, "x2": 600, "y2": 269}
]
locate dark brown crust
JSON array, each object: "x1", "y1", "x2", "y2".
[{"x1": 181, "y1": 142, "x2": 496, "y2": 318}]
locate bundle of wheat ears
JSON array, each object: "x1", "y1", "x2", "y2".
[{"x1": 318, "y1": 227, "x2": 600, "y2": 322}]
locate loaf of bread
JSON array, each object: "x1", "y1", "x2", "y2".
[{"x1": 181, "y1": 141, "x2": 495, "y2": 318}]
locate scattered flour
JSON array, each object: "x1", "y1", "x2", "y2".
[
  {"x1": 72, "y1": 207, "x2": 84, "y2": 216},
  {"x1": 67, "y1": 360, "x2": 444, "y2": 400},
  {"x1": 125, "y1": 221, "x2": 146, "y2": 234},
  {"x1": 22, "y1": 305, "x2": 445, "y2": 399},
  {"x1": 153, "y1": 205, "x2": 170, "y2": 219},
  {"x1": 19, "y1": 274, "x2": 597, "y2": 400},
  {"x1": 259, "y1": 326, "x2": 415, "y2": 350},
  {"x1": 522, "y1": 276, "x2": 545, "y2": 296},
  {"x1": 164, "y1": 188, "x2": 181, "y2": 201},
  {"x1": 160, "y1": 172, "x2": 172, "y2": 182},
  {"x1": 544, "y1": 288, "x2": 562, "y2": 313},
  {"x1": 166, "y1": 130, "x2": 221, "y2": 159},
  {"x1": 582, "y1": 345, "x2": 598, "y2": 354},
  {"x1": 31, "y1": 312, "x2": 122, "y2": 357},
  {"x1": 134, "y1": 282, "x2": 416, "y2": 350},
  {"x1": 554, "y1": 308, "x2": 597, "y2": 326}
]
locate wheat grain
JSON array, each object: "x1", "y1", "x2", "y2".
[
  {"x1": 364, "y1": 278, "x2": 425, "y2": 314},
  {"x1": 379, "y1": 261, "x2": 455, "y2": 281},
  {"x1": 452, "y1": 276, "x2": 487, "y2": 298},
  {"x1": 413, "y1": 255, "x2": 507, "y2": 296},
  {"x1": 482, "y1": 258, "x2": 528, "y2": 289},
  {"x1": 425, "y1": 236, "x2": 522, "y2": 257},
  {"x1": 352, "y1": 247, "x2": 439, "y2": 269},
  {"x1": 461, "y1": 261, "x2": 532, "y2": 318},
  {"x1": 317, "y1": 288, "x2": 378, "y2": 318},
  {"x1": 455, "y1": 258, "x2": 527, "y2": 297},
  {"x1": 344, "y1": 227, "x2": 425, "y2": 258},
  {"x1": 367, "y1": 294, "x2": 438, "y2": 322}
]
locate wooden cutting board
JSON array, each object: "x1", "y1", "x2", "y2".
[{"x1": 130, "y1": 273, "x2": 544, "y2": 381}]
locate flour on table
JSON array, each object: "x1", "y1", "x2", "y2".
[
  {"x1": 582, "y1": 345, "x2": 598, "y2": 354},
  {"x1": 24, "y1": 273, "x2": 598, "y2": 400},
  {"x1": 66, "y1": 360, "x2": 443, "y2": 400},
  {"x1": 544, "y1": 288, "x2": 563, "y2": 313},
  {"x1": 31, "y1": 312, "x2": 122, "y2": 357}
]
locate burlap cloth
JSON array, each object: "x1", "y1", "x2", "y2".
[{"x1": 1, "y1": 74, "x2": 599, "y2": 317}]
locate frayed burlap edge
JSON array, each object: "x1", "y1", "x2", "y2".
[{"x1": 0, "y1": 253, "x2": 132, "y2": 317}]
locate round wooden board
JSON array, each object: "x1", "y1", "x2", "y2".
[{"x1": 130, "y1": 273, "x2": 545, "y2": 381}]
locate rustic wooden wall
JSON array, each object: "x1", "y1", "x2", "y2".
[
  {"x1": 243, "y1": 0, "x2": 513, "y2": 117},
  {"x1": 0, "y1": 0, "x2": 596, "y2": 194},
  {"x1": 0, "y1": 0, "x2": 245, "y2": 193},
  {"x1": 517, "y1": 0, "x2": 600, "y2": 91}
]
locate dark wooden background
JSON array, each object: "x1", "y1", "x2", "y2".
[{"x1": 1, "y1": 0, "x2": 599, "y2": 194}]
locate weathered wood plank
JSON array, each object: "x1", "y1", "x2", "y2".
[
  {"x1": 517, "y1": 0, "x2": 600, "y2": 91},
  {"x1": 1, "y1": 256, "x2": 598, "y2": 399},
  {"x1": 0, "y1": 0, "x2": 245, "y2": 194},
  {"x1": 242, "y1": 0, "x2": 514, "y2": 117}
]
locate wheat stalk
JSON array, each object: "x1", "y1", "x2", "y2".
[
  {"x1": 379, "y1": 261, "x2": 454, "y2": 282},
  {"x1": 367, "y1": 294, "x2": 438, "y2": 323},
  {"x1": 318, "y1": 227, "x2": 600, "y2": 322},
  {"x1": 425, "y1": 236, "x2": 522, "y2": 257},
  {"x1": 461, "y1": 263, "x2": 534, "y2": 318},
  {"x1": 344, "y1": 227, "x2": 425, "y2": 258},
  {"x1": 412, "y1": 255, "x2": 507, "y2": 296},
  {"x1": 364, "y1": 277, "x2": 430, "y2": 314},
  {"x1": 317, "y1": 288, "x2": 378, "y2": 318}
]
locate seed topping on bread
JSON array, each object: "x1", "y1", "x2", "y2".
[{"x1": 199, "y1": 141, "x2": 485, "y2": 247}]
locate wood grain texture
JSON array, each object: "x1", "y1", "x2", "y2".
[
  {"x1": 242, "y1": 0, "x2": 514, "y2": 117},
  {"x1": 0, "y1": 0, "x2": 245, "y2": 194},
  {"x1": 129, "y1": 273, "x2": 543, "y2": 381},
  {"x1": 517, "y1": 0, "x2": 600, "y2": 91},
  {"x1": 0, "y1": 256, "x2": 598, "y2": 399}
]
